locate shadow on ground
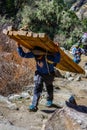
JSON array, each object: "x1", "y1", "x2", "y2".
[
  {"x1": 66, "y1": 101, "x2": 87, "y2": 114},
  {"x1": 41, "y1": 104, "x2": 62, "y2": 114}
]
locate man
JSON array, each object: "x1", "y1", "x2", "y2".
[
  {"x1": 17, "y1": 43, "x2": 60, "y2": 112},
  {"x1": 72, "y1": 43, "x2": 84, "y2": 64}
]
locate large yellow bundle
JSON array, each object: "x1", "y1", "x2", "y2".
[{"x1": 3, "y1": 26, "x2": 85, "y2": 74}]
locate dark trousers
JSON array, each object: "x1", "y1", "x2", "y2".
[{"x1": 32, "y1": 72, "x2": 55, "y2": 107}]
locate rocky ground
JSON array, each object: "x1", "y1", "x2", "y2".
[{"x1": 0, "y1": 60, "x2": 87, "y2": 130}]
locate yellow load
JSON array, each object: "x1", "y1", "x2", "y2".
[{"x1": 3, "y1": 27, "x2": 85, "y2": 74}]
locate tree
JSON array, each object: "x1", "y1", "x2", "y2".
[
  {"x1": 0, "y1": 0, "x2": 28, "y2": 17},
  {"x1": 21, "y1": 0, "x2": 66, "y2": 40}
]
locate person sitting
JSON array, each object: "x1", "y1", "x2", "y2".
[{"x1": 72, "y1": 43, "x2": 85, "y2": 64}]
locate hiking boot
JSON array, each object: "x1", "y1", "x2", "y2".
[
  {"x1": 29, "y1": 105, "x2": 38, "y2": 112},
  {"x1": 46, "y1": 100, "x2": 53, "y2": 107}
]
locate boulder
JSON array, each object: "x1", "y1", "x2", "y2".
[
  {"x1": 43, "y1": 105, "x2": 87, "y2": 130},
  {"x1": 76, "y1": 4, "x2": 87, "y2": 19},
  {"x1": 70, "y1": 0, "x2": 87, "y2": 20},
  {"x1": 0, "y1": 26, "x2": 35, "y2": 96}
]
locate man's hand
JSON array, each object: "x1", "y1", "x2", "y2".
[
  {"x1": 54, "y1": 42, "x2": 59, "y2": 47},
  {"x1": 17, "y1": 43, "x2": 20, "y2": 47}
]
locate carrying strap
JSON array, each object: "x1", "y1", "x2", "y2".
[{"x1": 45, "y1": 50, "x2": 50, "y2": 75}]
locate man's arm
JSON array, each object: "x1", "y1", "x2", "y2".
[
  {"x1": 17, "y1": 43, "x2": 34, "y2": 58},
  {"x1": 53, "y1": 42, "x2": 60, "y2": 63},
  {"x1": 53, "y1": 52, "x2": 61, "y2": 63},
  {"x1": 47, "y1": 42, "x2": 61, "y2": 63}
]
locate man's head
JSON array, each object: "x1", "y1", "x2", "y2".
[
  {"x1": 34, "y1": 55, "x2": 43, "y2": 60},
  {"x1": 32, "y1": 46, "x2": 52, "y2": 56}
]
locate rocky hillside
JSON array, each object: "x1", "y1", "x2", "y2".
[
  {"x1": 0, "y1": 26, "x2": 35, "y2": 96},
  {"x1": 70, "y1": 0, "x2": 87, "y2": 19}
]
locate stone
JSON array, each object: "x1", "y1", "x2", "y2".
[
  {"x1": 43, "y1": 106, "x2": 87, "y2": 130},
  {"x1": 20, "y1": 92, "x2": 30, "y2": 99},
  {"x1": 8, "y1": 94, "x2": 21, "y2": 101},
  {"x1": 7, "y1": 102, "x2": 18, "y2": 110}
]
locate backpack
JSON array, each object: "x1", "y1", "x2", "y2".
[{"x1": 81, "y1": 33, "x2": 87, "y2": 43}]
